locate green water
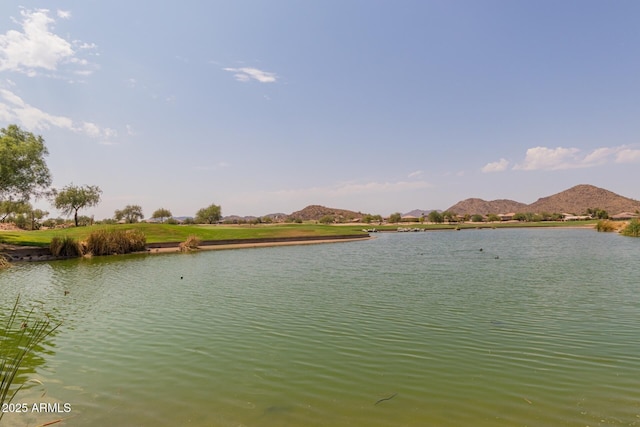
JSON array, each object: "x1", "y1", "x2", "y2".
[{"x1": 1, "y1": 229, "x2": 639, "y2": 426}]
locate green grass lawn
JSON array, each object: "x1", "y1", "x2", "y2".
[{"x1": 0, "y1": 223, "x2": 368, "y2": 247}]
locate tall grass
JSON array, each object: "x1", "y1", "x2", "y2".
[
  {"x1": 179, "y1": 235, "x2": 201, "y2": 252},
  {"x1": 0, "y1": 256, "x2": 9, "y2": 269},
  {"x1": 621, "y1": 218, "x2": 640, "y2": 237},
  {"x1": 50, "y1": 236, "x2": 83, "y2": 257},
  {"x1": 595, "y1": 220, "x2": 616, "y2": 232},
  {"x1": 0, "y1": 296, "x2": 59, "y2": 421},
  {"x1": 84, "y1": 229, "x2": 146, "y2": 255}
]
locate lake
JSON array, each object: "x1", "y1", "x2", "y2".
[{"x1": 1, "y1": 228, "x2": 639, "y2": 426}]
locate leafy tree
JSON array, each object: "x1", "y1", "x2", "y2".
[
  {"x1": 428, "y1": 211, "x2": 444, "y2": 223},
  {"x1": 0, "y1": 199, "x2": 30, "y2": 222},
  {"x1": 388, "y1": 212, "x2": 402, "y2": 223},
  {"x1": 152, "y1": 208, "x2": 172, "y2": 223},
  {"x1": 319, "y1": 215, "x2": 334, "y2": 224},
  {"x1": 115, "y1": 205, "x2": 144, "y2": 223},
  {"x1": 442, "y1": 211, "x2": 457, "y2": 222},
  {"x1": 0, "y1": 125, "x2": 52, "y2": 202},
  {"x1": 471, "y1": 214, "x2": 484, "y2": 222},
  {"x1": 195, "y1": 203, "x2": 222, "y2": 224},
  {"x1": 53, "y1": 184, "x2": 102, "y2": 227},
  {"x1": 486, "y1": 213, "x2": 501, "y2": 222}
]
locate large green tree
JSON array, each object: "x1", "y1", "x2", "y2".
[
  {"x1": 115, "y1": 205, "x2": 144, "y2": 223},
  {"x1": 151, "y1": 208, "x2": 172, "y2": 223},
  {"x1": 0, "y1": 125, "x2": 52, "y2": 202},
  {"x1": 195, "y1": 203, "x2": 221, "y2": 224},
  {"x1": 53, "y1": 184, "x2": 102, "y2": 227}
]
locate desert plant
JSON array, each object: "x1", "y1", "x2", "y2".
[
  {"x1": 50, "y1": 236, "x2": 83, "y2": 257},
  {"x1": 179, "y1": 235, "x2": 201, "y2": 252},
  {"x1": 84, "y1": 229, "x2": 147, "y2": 256},
  {"x1": 0, "y1": 256, "x2": 9, "y2": 269},
  {"x1": 596, "y1": 220, "x2": 616, "y2": 232},
  {"x1": 0, "y1": 296, "x2": 59, "y2": 420},
  {"x1": 621, "y1": 218, "x2": 640, "y2": 237}
]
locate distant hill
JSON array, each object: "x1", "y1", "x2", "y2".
[
  {"x1": 527, "y1": 184, "x2": 640, "y2": 214},
  {"x1": 447, "y1": 184, "x2": 640, "y2": 216},
  {"x1": 447, "y1": 198, "x2": 527, "y2": 216},
  {"x1": 289, "y1": 205, "x2": 365, "y2": 221}
]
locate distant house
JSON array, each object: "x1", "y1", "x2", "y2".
[
  {"x1": 562, "y1": 214, "x2": 591, "y2": 221},
  {"x1": 498, "y1": 213, "x2": 515, "y2": 221},
  {"x1": 610, "y1": 212, "x2": 640, "y2": 221}
]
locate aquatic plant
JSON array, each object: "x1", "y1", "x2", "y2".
[
  {"x1": 179, "y1": 235, "x2": 201, "y2": 252},
  {"x1": 595, "y1": 220, "x2": 616, "y2": 232},
  {"x1": 0, "y1": 296, "x2": 59, "y2": 421},
  {"x1": 84, "y1": 228, "x2": 147, "y2": 256},
  {"x1": 621, "y1": 218, "x2": 640, "y2": 237},
  {"x1": 49, "y1": 236, "x2": 82, "y2": 257}
]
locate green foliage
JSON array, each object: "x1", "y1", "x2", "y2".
[
  {"x1": 85, "y1": 229, "x2": 147, "y2": 255},
  {"x1": 586, "y1": 208, "x2": 609, "y2": 219},
  {"x1": 195, "y1": 203, "x2": 222, "y2": 224},
  {"x1": 318, "y1": 215, "x2": 334, "y2": 224},
  {"x1": 152, "y1": 208, "x2": 172, "y2": 223},
  {"x1": 49, "y1": 236, "x2": 82, "y2": 257},
  {"x1": 621, "y1": 219, "x2": 640, "y2": 237},
  {"x1": 471, "y1": 214, "x2": 484, "y2": 222},
  {"x1": 428, "y1": 211, "x2": 444, "y2": 223},
  {"x1": 166, "y1": 217, "x2": 179, "y2": 225},
  {"x1": 388, "y1": 212, "x2": 402, "y2": 223},
  {"x1": 114, "y1": 205, "x2": 144, "y2": 223},
  {"x1": 53, "y1": 184, "x2": 102, "y2": 227},
  {"x1": 486, "y1": 213, "x2": 501, "y2": 222},
  {"x1": 0, "y1": 125, "x2": 52, "y2": 203},
  {"x1": 0, "y1": 296, "x2": 59, "y2": 419}
]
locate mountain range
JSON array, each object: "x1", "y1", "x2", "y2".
[{"x1": 446, "y1": 184, "x2": 640, "y2": 216}]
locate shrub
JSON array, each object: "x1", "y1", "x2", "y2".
[
  {"x1": 50, "y1": 236, "x2": 83, "y2": 257},
  {"x1": 596, "y1": 220, "x2": 616, "y2": 232},
  {"x1": 84, "y1": 229, "x2": 147, "y2": 256},
  {"x1": 179, "y1": 235, "x2": 201, "y2": 252},
  {"x1": 621, "y1": 219, "x2": 640, "y2": 237},
  {"x1": 0, "y1": 255, "x2": 10, "y2": 269}
]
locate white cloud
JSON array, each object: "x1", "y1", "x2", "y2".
[
  {"x1": 616, "y1": 149, "x2": 640, "y2": 164},
  {"x1": 509, "y1": 145, "x2": 640, "y2": 171},
  {"x1": 0, "y1": 8, "x2": 96, "y2": 76},
  {"x1": 57, "y1": 10, "x2": 71, "y2": 19},
  {"x1": 0, "y1": 88, "x2": 116, "y2": 140},
  {"x1": 481, "y1": 158, "x2": 509, "y2": 173},
  {"x1": 408, "y1": 170, "x2": 423, "y2": 178},
  {"x1": 223, "y1": 67, "x2": 277, "y2": 83}
]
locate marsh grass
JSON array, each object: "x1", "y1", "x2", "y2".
[
  {"x1": 49, "y1": 236, "x2": 82, "y2": 257},
  {"x1": 596, "y1": 220, "x2": 616, "y2": 232},
  {"x1": 621, "y1": 218, "x2": 640, "y2": 237},
  {"x1": 0, "y1": 297, "x2": 59, "y2": 421},
  {"x1": 179, "y1": 235, "x2": 201, "y2": 252},
  {"x1": 85, "y1": 229, "x2": 147, "y2": 255},
  {"x1": 0, "y1": 256, "x2": 9, "y2": 269}
]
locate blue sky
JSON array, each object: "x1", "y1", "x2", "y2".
[{"x1": 1, "y1": 1, "x2": 639, "y2": 219}]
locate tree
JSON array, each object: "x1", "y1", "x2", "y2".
[
  {"x1": 0, "y1": 125, "x2": 52, "y2": 202},
  {"x1": 115, "y1": 205, "x2": 144, "y2": 223},
  {"x1": 195, "y1": 203, "x2": 221, "y2": 224},
  {"x1": 319, "y1": 215, "x2": 334, "y2": 224},
  {"x1": 388, "y1": 212, "x2": 402, "y2": 223},
  {"x1": 471, "y1": 214, "x2": 484, "y2": 222},
  {"x1": 486, "y1": 213, "x2": 501, "y2": 222},
  {"x1": 428, "y1": 210, "x2": 444, "y2": 223},
  {"x1": 152, "y1": 208, "x2": 172, "y2": 223},
  {"x1": 53, "y1": 184, "x2": 102, "y2": 227}
]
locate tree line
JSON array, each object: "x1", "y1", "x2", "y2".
[{"x1": 0, "y1": 124, "x2": 221, "y2": 229}]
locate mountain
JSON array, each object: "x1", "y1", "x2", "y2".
[
  {"x1": 403, "y1": 209, "x2": 437, "y2": 217},
  {"x1": 446, "y1": 198, "x2": 527, "y2": 216},
  {"x1": 288, "y1": 205, "x2": 365, "y2": 221},
  {"x1": 446, "y1": 184, "x2": 640, "y2": 216},
  {"x1": 527, "y1": 184, "x2": 640, "y2": 214}
]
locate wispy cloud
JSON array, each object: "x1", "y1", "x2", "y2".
[
  {"x1": 481, "y1": 158, "x2": 509, "y2": 173},
  {"x1": 408, "y1": 170, "x2": 423, "y2": 178},
  {"x1": 0, "y1": 8, "x2": 97, "y2": 77},
  {"x1": 485, "y1": 145, "x2": 640, "y2": 172},
  {"x1": 0, "y1": 88, "x2": 116, "y2": 140},
  {"x1": 223, "y1": 67, "x2": 277, "y2": 83},
  {"x1": 56, "y1": 10, "x2": 71, "y2": 19}
]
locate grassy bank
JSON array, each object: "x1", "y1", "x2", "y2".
[{"x1": 0, "y1": 223, "x2": 368, "y2": 248}]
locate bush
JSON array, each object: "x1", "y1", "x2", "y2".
[
  {"x1": 621, "y1": 218, "x2": 640, "y2": 237},
  {"x1": 596, "y1": 220, "x2": 616, "y2": 232},
  {"x1": 179, "y1": 235, "x2": 201, "y2": 252},
  {"x1": 84, "y1": 229, "x2": 147, "y2": 256},
  {"x1": 50, "y1": 236, "x2": 83, "y2": 257},
  {"x1": 0, "y1": 255, "x2": 10, "y2": 269}
]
